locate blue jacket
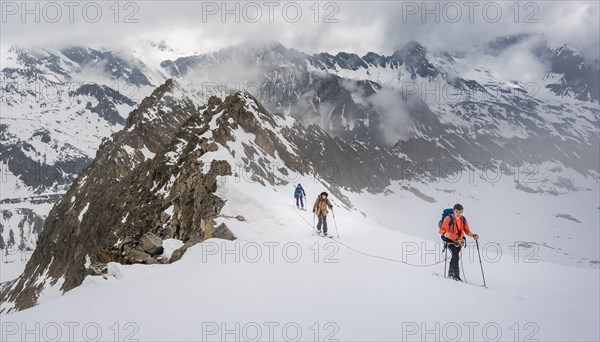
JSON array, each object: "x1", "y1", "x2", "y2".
[{"x1": 294, "y1": 186, "x2": 305, "y2": 197}]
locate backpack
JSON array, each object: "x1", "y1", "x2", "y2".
[
  {"x1": 315, "y1": 196, "x2": 330, "y2": 213},
  {"x1": 438, "y1": 208, "x2": 466, "y2": 235}
]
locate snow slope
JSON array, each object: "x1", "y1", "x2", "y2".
[
  {"x1": 349, "y1": 168, "x2": 600, "y2": 269},
  {"x1": 1, "y1": 173, "x2": 598, "y2": 341}
]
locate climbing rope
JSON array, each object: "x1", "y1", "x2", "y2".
[
  {"x1": 291, "y1": 206, "x2": 314, "y2": 230},
  {"x1": 291, "y1": 206, "x2": 447, "y2": 268},
  {"x1": 330, "y1": 237, "x2": 448, "y2": 267}
]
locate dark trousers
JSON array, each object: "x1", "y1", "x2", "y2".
[
  {"x1": 317, "y1": 214, "x2": 328, "y2": 233},
  {"x1": 448, "y1": 243, "x2": 461, "y2": 273},
  {"x1": 295, "y1": 196, "x2": 304, "y2": 208}
]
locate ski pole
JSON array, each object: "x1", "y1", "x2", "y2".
[
  {"x1": 331, "y1": 208, "x2": 340, "y2": 238},
  {"x1": 312, "y1": 213, "x2": 315, "y2": 236},
  {"x1": 460, "y1": 246, "x2": 467, "y2": 283},
  {"x1": 443, "y1": 243, "x2": 448, "y2": 278},
  {"x1": 475, "y1": 239, "x2": 487, "y2": 288}
]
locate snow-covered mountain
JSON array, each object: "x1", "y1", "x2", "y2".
[
  {"x1": 0, "y1": 37, "x2": 598, "y2": 317},
  {"x1": 159, "y1": 38, "x2": 599, "y2": 147},
  {"x1": 0, "y1": 85, "x2": 597, "y2": 341},
  {"x1": 0, "y1": 45, "x2": 163, "y2": 257},
  {"x1": 2, "y1": 37, "x2": 597, "y2": 256},
  {"x1": 1, "y1": 75, "x2": 599, "y2": 312}
]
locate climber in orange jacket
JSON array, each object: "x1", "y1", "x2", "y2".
[{"x1": 439, "y1": 203, "x2": 479, "y2": 281}]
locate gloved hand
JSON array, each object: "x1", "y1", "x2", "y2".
[
  {"x1": 444, "y1": 232, "x2": 450, "y2": 238},
  {"x1": 312, "y1": 209, "x2": 315, "y2": 213},
  {"x1": 472, "y1": 234, "x2": 479, "y2": 240}
]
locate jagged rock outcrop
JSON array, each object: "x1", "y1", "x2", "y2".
[
  {"x1": 138, "y1": 232, "x2": 164, "y2": 256},
  {"x1": 0, "y1": 79, "x2": 233, "y2": 312}
]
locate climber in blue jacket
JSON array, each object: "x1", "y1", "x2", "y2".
[{"x1": 294, "y1": 184, "x2": 306, "y2": 209}]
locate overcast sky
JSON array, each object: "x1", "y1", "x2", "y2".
[{"x1": 1, "y1": 1, "x2": 599, "y2": 60}]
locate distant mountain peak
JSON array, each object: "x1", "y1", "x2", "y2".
[
  {"x1": 552, "y1": 44, "x2": 583, "y2": 58},
  {"x1": 400, "y1": 40, "x2": 426, "y2": 54},
  {"x1": 484, "y1": 33, "x2": 531, "y2": 55}
]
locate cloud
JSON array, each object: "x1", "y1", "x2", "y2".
[
  {"x1": 453, "y1": 35, "x2": 553, "y2": 83},
  {"x1": 339, "y1": 79, "x2": 413, "y2": 145},
  {"x1": 1, "y1": 1, "x2": 598, "y2": 61},
  {"x1": 366, "y1": 87, "x2": 414, "y2": 145}
]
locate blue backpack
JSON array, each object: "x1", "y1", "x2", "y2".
[
  {"x1": 438, "y1": 208, "x2": 466, "y2": 240},
  {"x1": 294, "y1": 186, "x2": 305, "y2": 197}
]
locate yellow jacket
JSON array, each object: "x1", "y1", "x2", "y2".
[{"x1": 313, "y1": 196, "x2": 332, "y2": 216}]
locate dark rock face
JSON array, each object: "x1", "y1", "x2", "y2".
[
  {"x1": 395, "y1": 41, "x2": 439, "y2": 80},
  {"x1": 484, "y1": 34, "x2": 531, "y2": 56},
  {"x1": 0, "y1": 79, "x2": 235, "y2": 312},
  {"x1": 212, "y1": 223, "x2": 236, "y2": 241},
  {"x1": 170, "y1": 222, "x2": 236, "y2": 263},
  {"x1": 546, "y1": 45, "x2": 600, "y2": 102},
  {"x1": 0, "y1": 208, "x2": 44, "y2": 251},
  {"x1": 59, "y1": 46, "x2": 152, "y2": 87},
  {"x1": 88, "y1": 262, "x2": 107, "y2": 275},
  {"x1": 138, "y1": 232, "x2": 164, "y2": 256},
  {"x1": 0, "y1": 123, "x2": 90, "y2": 191},
  {"x1": 70, "y1": 84, "x2": 137, "y2": 125}
]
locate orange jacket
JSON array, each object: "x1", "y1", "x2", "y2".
[{"x1": 439, "y1": 214, "x2": 472, "y2": 242}]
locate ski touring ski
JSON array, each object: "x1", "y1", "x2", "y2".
[
  {"x1": 315, "y1": 232, "x2": 334, "y2": 238},
  {"x1": 431, "y1": 272, "x2": 487, "y2": 288}
]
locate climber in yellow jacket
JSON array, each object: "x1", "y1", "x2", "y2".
[{"x1": 313, "y1": 192, "x2": 333, "y2": 236}]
